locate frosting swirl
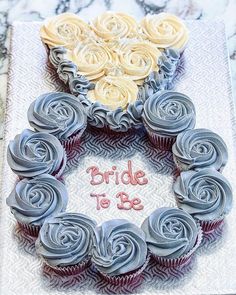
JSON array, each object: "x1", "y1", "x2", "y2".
[
  {"x1": 91, "y1": 12, "x2": 139, "y2": 40},
  {"x1": 88, "y1": 75, "x2": 139, "y2": 110},
  {"x1": 173, "y1": 169, "x2": 233, "y2": 221},
  {"x1": 28, "y1": 92, "x2": 87, "y2": 141},
  {"x1": 141, "y1": 207, "x2": 199, "y2": 259},
  {"x1": 142, "y1": 91, "x2": 196, "y2": 136},
  {"x1": 66, "y1": 41, "x2": 114, "y2": 81},
  {"x1": 6, "y1": 174, "x2": 68, "y2": 226},
  {"x1": 107, "y1": 108, "x2": 131, "y2": 132},
  {"x1": 57, "y1": 60, "x2": 77, "y2": 84},
  {"x1": 87, "y1": 101, "x2": 109, "y2": 128},
  {"x1": 7, "y1": 129, "x2": 66, "y2": 178},
  {"x1": 116, "y1": 41, "x2": 161, "y2": 84},
  {"x1": 69, "y1": 75, "x2": 95, "y2": 96},
  {"x1": 92, "y1": 219, "x2": 147, "y2": 276},
  {"x1": 172, "y1": 128, "x2": 228, "y2": 171},
  {"x1": 36, "y1": 213, "x2": 97, "y2": 267},
  {"x1": 140, "y1": 13, "x2": 189, "y2": 51},
  {"x1": 40, "y1": 13, "x2": 91, "y2": 49},
  {"x1": 49, "y1": 46, "x2": 67, "y2": 67}
]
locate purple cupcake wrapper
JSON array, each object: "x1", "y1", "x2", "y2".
[
  {"x1": 151, "y1": 224, "x2": 203, "y2": 268},
  {"x1": 97, "y1": 254, "x2": 150, "y2": 286},
  {"x1": 60, "y1": 124, "x2": 87, "y2": 152},
  {"x1": 200, "y1": 217, "x2": 224, "y2": 234},
  {"x1": 45, "y1": 257, "x2": 91, "y2": 276},
  {"x1": 18, "y1": 222, "x2": 40, "y2": 237}
]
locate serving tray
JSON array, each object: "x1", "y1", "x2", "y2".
[{"x1": 0, "y1": 20, "x2": 236, "y2": 294}]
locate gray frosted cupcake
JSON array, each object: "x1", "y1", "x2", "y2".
[
  {"x1": 141, "y1": 207, "x2": 202, "y2": 267},
  {"x1": 92, "y1": 219, "x2": 148, "y2": 285},
  {"x1": 7, "y1": 129, "x2": 66, "y2": 179},
  {"x1": 142, "y1": 91, "x2": 196, "y2": 150},
  {"x1": 173, "y1": 169, "x2": 233, "y2": 233},
  {"x1": 6, "y1": 174, "x2": 68, "y2": 236},
  {"x1": 172, "y1": 128, "x2": 228, "y2": 172},
  {"x1": 36, "y1": 212, "x2": 97, "y2": 276},
  {"x1": 28, "y1": 92, "x2": 87, "y2": 152}
]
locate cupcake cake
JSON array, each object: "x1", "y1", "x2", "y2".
[
  {"x1": 172, "y1": 128, "x2": 228, "y2": 172},
  {"x1": 7, "y1": 129, "x2": 66, "y2": 179},
  {"x1": 141, "y1": 207, "x2": 202, "y2": 267},
  {"x1": 92, "y1": 219, "x2": 148, "y2": 285},
  {"x1": 36, "y1": 212, "x2": 97, "y2": 276},
  {"x1": 173, "y1": 169, "x2": 233, "y2": 233},
  {"x1": 6, "y1": 174, "x2": 68, "y2": 236},
  {"x1": 27, "y1": 92, "x2": 87, "y2": 152},
  {"x1": 142, "y1": 91, "x2": 196, "y2": 150}
]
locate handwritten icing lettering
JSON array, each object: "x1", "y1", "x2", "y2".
[
  {"x1": 116, "y1": 192, "x2": 144, "y2": 210},
  {"x1": 90, "y1": 193, "x2": 111, "y2": 210}
]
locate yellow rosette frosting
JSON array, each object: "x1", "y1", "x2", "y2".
[
  {"x1": 140, "y1": 13, "x2": 189, "y2": 51},
  {"x1": 88, "y1": 76, "x2": 139, "y2": 110},
  {"x1": 40, "y1": 13, "x2": 91, "y2": 49},
  {"x1": 116, "y1": 41, "x2": 162, "y2": 84},
  {"x1": 67, "y1": 42, "x2": 115, "y2": 81},
  {"x1": 90, "y1": 12, "x2": 139, "y2": 41}
]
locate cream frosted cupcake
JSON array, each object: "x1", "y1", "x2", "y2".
[
  {"x1": 6, "y1": 174, "x2": 68, "y2": 236},
  {"x1": 142, "y1": 91, "x2": 196, "y2": 150},
  {"x1": 172, "y1": 128, "x2": 228, "y2": 172},
  {"x1": 141, "y1": 207, "x2": 202, "y2": 267},
  {"x1": 92, "y1": 219, "x2": 149, "y2": 285},
  {"x1": 173, "y1": 169, "x2": 233, "y2": 233},
  {"x1": 7, "y1": 129, "x2": 66, "y2": 179},
  {"x1": 28, "y1": 92, "x2": 87, "y2": 152},
  {"x1": 36, "y1": 213, "x2": 97, "y2": 276}
]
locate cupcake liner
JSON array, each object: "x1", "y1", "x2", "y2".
[
  {"x1": 18, "y1": 222, "x2": 40, "y2": 237},
  {"x1": 60, "y1": 124, "x2": 87, "y2": 152},
  {"x1": 46, "y1": 257, "x2": 91, "y2": 276},
  {"x1": 151, "y1": 224, "x2": 203, "y2": 268},
  {"x1": 200, "y1": 217, "x2": 224, "y2": 234},
  {"x1": 144, "y1": 124, "x2": 176, "y2": 150},
  {"x1": 97, "y1": 254, "x2": 150, "y2": 286}
]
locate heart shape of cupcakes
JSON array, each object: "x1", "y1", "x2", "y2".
[{"x1": 40, "y1": 12, "x2": 189, "y2": 132}]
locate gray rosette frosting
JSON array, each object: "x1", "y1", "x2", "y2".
[
  {"x1": 69, "y1": 75, "x2": 95, "y2": 96},
  {"x1": 87, "y1": 101, "x2": 109, "y2": 129},
  {"x1": 107, "y1": 108, "x2": 131, "y2": 132},
  {"x1": 7, "y1": 129, "x2": 66, "y2": 178},
  {"x1": 173, "y1": 169, "x2": 233, "y2": 221},
  {"x1": 57, "y1": 60, "x2": 77, "y2": 84},
  {"x1": 6, "y1": 174, "x2": 68, "y2": 226},
  {"x1": 127, "y1": 100, "x2": 144, "y2": 126},
  {"x1": 142, "y1": 91, "x2": 196, "y2": 136},
  {"x1": 28, "y1": 92, "x2": 87, "y2": 141},
  {"x1": 172, "y1": 128, "x2": 228, "y2": 171},
  {"x1": 92, "y1": 219, "x2": 147, "y2": 276},
  {"x1": 49, "y1": 46, "x2": 67, "y2": 67},
  {"x1": 141, "y1": 207, "x2": 199, "y2": 259},
  {"x1": 36, "y1": 213, "x2": 97, "y2": 267}
]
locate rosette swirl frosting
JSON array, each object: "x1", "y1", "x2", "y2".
[
  {"x1": 142, "y1": 91, "x2": 196, "y2": 136},
  {"x1": 40, "y1": 13, "x2": 91, "y2": 49},
  {"x1": 172, "y1": 129, "x2": 228, "y2": 171},
  {"x1": 88, "y1": 76, "x2": 139, "y2": 110},
  {"x1": 36, "y1": 213, "x2": 97, "y2": 267},
  {"x1": 91, "y1": 12, "x2": 139, "y2": 40},
  {"x1": 28, "y1": 92, "x2": 87, "y2": 141},
  {"x1": 7, "y1": 129, "x2": 66, "y2": 178},
  {"x1": 141, "y1": 207, "x2": 199, "y2": 258},
  {"x1": 67, "y1": 41, "x2": 114, "y2": 81},
  {"x1": 140, "y1": 13, "x2": 189, "y2": 51},
  {"x1": 49, "y1": 46, "x2": 67, "y2": 67},
  {"x1": 173, "y1": 169, "x2": 233, "y2": 221},
  {"x1": 92, "y1": 219, "x2": 147, "y2": 276},
  {"x1": 6, "y1": 174, "x2": 68, "y2": 226},
  {"x1": 116, "y1": 41, "x2": 161, "y2": 84}
]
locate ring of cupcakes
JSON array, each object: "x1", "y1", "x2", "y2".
[{"x1": 40, "y1": 12, "x2": 185, "y2": 132}]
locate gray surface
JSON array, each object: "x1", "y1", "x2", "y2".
[{"x1": 0, "y1": 21, "x2": 236, "y2": 294}]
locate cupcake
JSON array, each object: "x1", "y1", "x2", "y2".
[
  {"x1": 7, "y1": 129, "x2": 66, "y2": 179},
  {"x1": 173, "y1": 169, "x2": 233, "y2": 233},
  {"x1": 36, "y1": 213, "x2": 96, "y2": 276},
  {"x1": 92, "y1": 219, "x2": 148, "y2": 285},
  {"x1": 172, "y1": 128, "x2": 228, "y2": 172},
  {"x1": 142, "y1": 91, "x2": 196, "y2": 150},
  {"x1": 6, "y1": 174, "x2": 68, "y2": 236},
  {"x1": 141, "y1": 207, "x2": 202, "y2": 267},
  {"x1": 28, "y1": 92, "x2": 87, "y2": 152}
]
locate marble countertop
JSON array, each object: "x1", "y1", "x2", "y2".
[{"x1": 0, "y1": 0, "x2": 235, "y2": 141}]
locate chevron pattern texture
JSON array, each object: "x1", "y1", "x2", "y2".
[{"x1": 0, "y1": 21, "x2": 236, "y2": 294}]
